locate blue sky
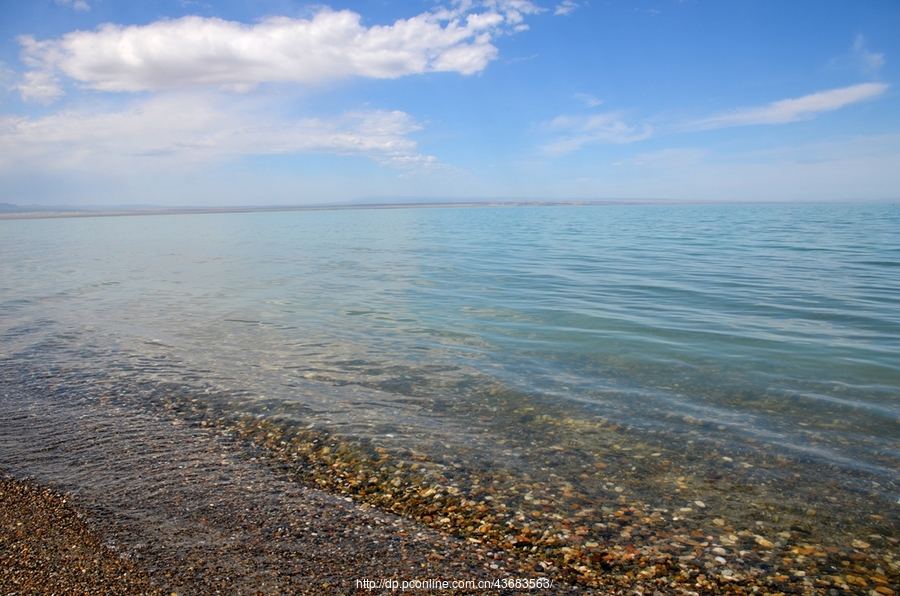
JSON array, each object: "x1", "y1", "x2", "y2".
[{"x1": 1, "y1": 0, "x2": 898, "y2": 206}]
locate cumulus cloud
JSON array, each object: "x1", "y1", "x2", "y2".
[
  {"x1": 0, "y1": 94, "x2": 436, "y2": 172},
  {"x1": 690, "y1": 83, "x2": 889, "y2": 130},
  {"x1": 17, "y1": 1, "x2": 541, "y2": 101},
  {"x1": 16, "y1": 70, "x2": 66, "y2": 104},
  {"x1": 554, "y1": 1, "x2": 578, "y2": 16},
  {"x1": 542, "y1": 112, "x2": 652, "y2": 153}
]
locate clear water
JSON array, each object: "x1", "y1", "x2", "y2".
[{"x1": 2, "y1": 203, "x2": 899, "y2": 501}]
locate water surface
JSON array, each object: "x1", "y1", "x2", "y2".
[{"x1": 2, "y1": 203, "x2": 899, "y2": 586}]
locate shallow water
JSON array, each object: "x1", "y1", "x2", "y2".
[{"x1": 1, "y1": 203, "x2": 899, "y2": 587}]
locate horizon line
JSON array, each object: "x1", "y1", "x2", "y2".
[{"x1": 0, "y1": 197, "x2": 894, "y2": 221}]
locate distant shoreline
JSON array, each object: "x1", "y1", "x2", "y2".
[
  {"x1": 0, "y1": 200, "x2": 661, "y2": 220},
  {"x1": 1, "y1": 198, "x2": 884, "y2": 220}
]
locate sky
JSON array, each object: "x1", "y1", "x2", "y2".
[{"x1": 0, "y1": 0, "x2": 898, "y2": 206}]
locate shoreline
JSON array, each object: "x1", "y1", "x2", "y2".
[
  {"x1": 0, "y1": 372, "x2": 560, "y2": 595},
  {"x1": 0, "y1": 470, "x2": 543, "y2": 595},
  {"x1": 0, "y1": 406, "x2": 547, "y2": 595},
  {"x1": 0, "y1": 198, "x2": 885, "y2": 221},
  {"x1": 0, "y1": 201, "x2": 652, "y2": 221},
  {"x1": 1, "y1": 364, "x2": 897, "y2": 595}
]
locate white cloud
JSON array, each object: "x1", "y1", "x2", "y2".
[
  {"x1": 56, "y1": 0, "x2": 90, "y2": 11},
  {"x1": 574, "y1": 92, "x2": 602, "y2": 107},
  {"x1": 828, "y1": 35, "x2": 885, "y2": 77},
  {"x1": 0, "y1": 61, "x2": 18, "y2": 91},
  {"x1": 542, "y1": 112, "x2": 652, "y2": 153},
  {"x1": 16, "y1": 70, "x2": 66, "y2": 104},
  {"x1": 852, "y1": 35, "x2": 885, "y2": 74},
  {"x1": 0, "y1": 94, "x2": 436, "y2": 173},
  {"x1": 554, "y1": 1, "x2": 578, "y2": 16},
  {"x1": 17, "y1": 2, "x2": 541, "y2": 101},
  {"x1": 690, "y1": 83, "x2": 889, "y2": 130}
]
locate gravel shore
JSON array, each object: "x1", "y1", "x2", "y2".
[
  {"x1": 1, "y1": 475, "x2": 162, "y2": 595},
  {"x1": 0, "y1": 472, "x2": 545, "y2": 595},
  {"x1": 0, "y1": 377, "x2": 556, "y2": 595},
  {"x1": 1, "y1": 367, "x2": 897, "y2": 595}
]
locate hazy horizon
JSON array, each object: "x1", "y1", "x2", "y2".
[{"x1": 3, "y1": 196, "x2": 898, "y2": 216}]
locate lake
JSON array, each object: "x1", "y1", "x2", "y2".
[{"x1": 2, "y1": 203, "x2": 898, "y2": 589}]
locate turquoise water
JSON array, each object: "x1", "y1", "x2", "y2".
[{"x1": 2, "y1": 203, "x2": 899, "y2": 493}]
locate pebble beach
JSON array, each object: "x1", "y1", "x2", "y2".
[
  {"x1": 1, "y1": 366, "x2": 897, "y2": 595},
  {"x1": 0, "y1": 377, "x2": 540, "y2": 595},
  {"x1": 1, "y1": 475, "x2": 161, "y2": 595}
]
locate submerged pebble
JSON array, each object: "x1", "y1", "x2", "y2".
[{"x1": 1, "y1": 338, "x2": 898, "y2": 594}]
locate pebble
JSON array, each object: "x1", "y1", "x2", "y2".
[
  {"x1": 4, "y1": 367, "x2": 899, "y2": 595},
  {"x1": 0, "y1": 476, "x2": 162, "y2": 595}
]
